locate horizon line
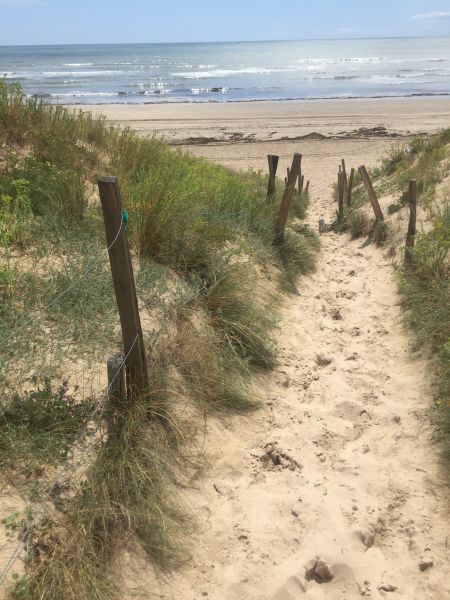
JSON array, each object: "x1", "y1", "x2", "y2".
[{"x1": 0, "y1": 34, "x2": 449, "y2": 48}]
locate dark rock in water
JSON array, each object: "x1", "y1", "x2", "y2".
[{"x1": 211, "y1": 87, "x2": 223, "y2": 93}]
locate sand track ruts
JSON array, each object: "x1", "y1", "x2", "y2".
[{"x1": 123, "y1": 139, "x2": 450, "y2": 600}]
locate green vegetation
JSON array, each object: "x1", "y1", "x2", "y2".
[
  {"x1": 379, "y1": 130, "x2": 450, "y2": 475},
  {"x1": 0, "y1": 80, "x2": 318, "y2": 598}
]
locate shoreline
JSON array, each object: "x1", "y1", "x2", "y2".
[
  {"x1": 55, "y1": 92, "x2": 450, "y2": 106},
  {"x1": 74, "y1": 96, "x2": 450, "y2": 146}
]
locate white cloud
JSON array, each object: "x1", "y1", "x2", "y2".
[{"x1": 411, "y1": 11, "x2": 450, "y2": 20}]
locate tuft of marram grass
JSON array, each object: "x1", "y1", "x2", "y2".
[
  {"x1": 28, "y1": 367, "x2": 195, "y2": 600},
  {"x1": 278, "y1": 226, "x2": 319, "y2": 281},
  {"x1": 204, "y1": 263, "x2": 277, "y2": 370}
]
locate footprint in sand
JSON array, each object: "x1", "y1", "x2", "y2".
[{"x1": 272, "y1": 558, "x2": 358, "y2": 599}]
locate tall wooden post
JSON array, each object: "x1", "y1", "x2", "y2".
[
  {"x1": 274, "y1": 153, "x2": 302, "y2": 244},
  {"x1": 338, "y1": 172, "x2": 345, "y2": 222},
  {"x1": 267, "y1": 155, "x2": 279, "y2": 198},
  {"x1": 347, "y1": 168, "x2": 355, "y2": 207},
  {"x1": 358, "y1": 165, "x2": 384, "y2": 221},
  {"x1": 98, "y1": 176, "x2": 149, "y2": 395},
  {"x1": 405, "y1": 179, "x2": 417, "y2": 266}
]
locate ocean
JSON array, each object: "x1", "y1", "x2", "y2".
[{"x1": 1, "y1": 37, "x2": 450, "y2": 104}]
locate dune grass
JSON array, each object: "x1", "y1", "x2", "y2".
[
  {"x1": 378, "y1": 130, "x2": 450, "y2": 475},
  {"x1": 0, "y1": 79, "x2": 318, "y2": 598},
  {"x1": 398, "y1": 198, "x2": 450, "y2": 470}
]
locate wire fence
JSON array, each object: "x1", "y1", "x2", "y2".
[
  {"x1": 0, "y1": 332, "x2": 139, "y2": 589},
  {"x1": 0, "y1": 214, "x2": 140, "y2": 589}
]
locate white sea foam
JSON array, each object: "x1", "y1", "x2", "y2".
[
  {"x1": 43, "y1": 70, "x2": 122, "y2": 77},
  {"x1": 174, "y1": 67, "x2": 295, "y2": 78},
  {"x1": 49, "y1": 91, "x2": 119, "y2": 98},
  {"x1": 62, "y1": 63, "x2": 93, "y2": 67}
]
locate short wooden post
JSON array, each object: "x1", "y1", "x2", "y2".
[
  {"x1": 405, "y1": 179, "x2": 417, "y2": 265},
  {"x1": 267, "y1": 155, "x2": 279, "y2": 198},
  {"x1": 107, "y1": 352, "x2": 126, "y2": 438},
  {"x1": 338, "y1": 172, "x2": 345, "y2": 222},
  {"x1": 287, "y1": 167, "x2": 290, "y2": 181},
  {"x1": 305, "y1": 180, "x2": 310, "y2": 193},
  {"x1": 284, "y1": 176, "x2": 288, "y2": 187},
  {"x1": 98, "y1": 176, "x2": 149, "y2": 395},
  {"x1": 347, "y1": 168, "x2": 355, "y2": 207},
  {"x1": 358, "y1": 165, "x2": 384, "y2": 221},
  {"x1": 275, "y1": 153, "x2": 302, "y2": 244},
  {"x1": 300, "y1": 175, "x2": 305, "y2": 194}
]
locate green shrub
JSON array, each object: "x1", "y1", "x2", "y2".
[
  {"x1": 0, "y1": 178, "x2": 31, "y2": 246},
  {"x1": 0, "y1": 378, "x2": 96, "y2": 474}
]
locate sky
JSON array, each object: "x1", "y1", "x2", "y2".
[{"x1": 0, "y1": 0, "x2": 450, "y2": 45}]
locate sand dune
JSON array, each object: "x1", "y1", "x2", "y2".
[{"x1": 71, "y1": 100, "x2": 450, "y2": 599}]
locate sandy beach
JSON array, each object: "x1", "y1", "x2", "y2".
[{"x1": 78, "y1": 97, "x2": 450, "y2": 145}]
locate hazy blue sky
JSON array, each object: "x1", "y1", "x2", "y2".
[{"x1": 1, "y1": 0, "x2": 450, "y2": 45}]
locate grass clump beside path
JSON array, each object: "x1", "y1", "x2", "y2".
[
  {"x1": 378, "y1": 130, "x2": 450, "y2": 474},
  {"x1": 0, "y1": 80, "x2": 318, "y2": 599}
]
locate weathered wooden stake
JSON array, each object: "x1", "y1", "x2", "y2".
[
  {"x1": 305, "y1": 180, "x2": 310, "y2": 193},
  {"x1": 341, "y1": 159, "x2": 348, "y2": 189},
  {"x1": 267, "y1": 154, "x2": 279, "y2": 198},
  {"x1": 98, "y1": 176, "x2": 149, "y2": 395},
  {"x1": 405, "y1": 179, "x2": 417, "y2": 265},
  {"x1": 275, "y1": 153, "x2": 302, "y2": 244},
  {"x1": 347, "y1": 167, "x2": 355, "y2": 207},
  {"x1": 358, "y1": 165, "x2": 384, "y2": 221},
  {"x1": 338, "y1": 172, "x2": 345, "y2": 222},
  {"x1": 107, "y1": 352, "x2": 126, "y2": 438}
]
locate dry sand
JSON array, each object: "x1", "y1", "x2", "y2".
[
  {"x1": 108, "y1": 99, "x2": 450, "y2": 599},
  {"x1": 78, "y1": 96, "x2": 450, "y2": 145}
]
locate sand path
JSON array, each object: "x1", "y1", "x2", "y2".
[{"x1": 134, "y1": 142, "x2": 450, "y2": 600}]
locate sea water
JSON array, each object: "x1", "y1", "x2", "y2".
[{"x1": 1, "y1": 37, "x2": 449, "y2": 104}]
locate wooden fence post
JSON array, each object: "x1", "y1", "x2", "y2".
[
  {"x1": 267, "y1": 155, "x2": 279, "y2": 198},
  {"x1": 98, "y1": 176, "x2": 149, "y2": 396},
  {"x1": 347, "y1": 168, "x2": 355, "y2": 207},
  {"x1": 274, "y1": 153, "x2": 302, "y2": 244},
  {"x1": 338, "y1": 172, "x2": 345, "y2": 222},
  {"x1": 107, "y1": 352, "x2": 126, "y2": 438},
  {"x1": 358, "y1": 165, "x2": 384, "y2": 221},
  {"x1": 405, "y1": 179, "x2": 417, "y2": 265},
  {"x1": 341, "y1": 159, "x2": 348, "y2": 189}
]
